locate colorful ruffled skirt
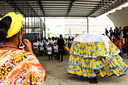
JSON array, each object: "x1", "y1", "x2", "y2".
[{"x1": 68, "y1": 41, "x2": 128, "y2": 79}]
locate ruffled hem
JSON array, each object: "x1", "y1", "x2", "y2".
[
  {"x1": 68, "y1": 54, "x2": 124, "y2": 70},
  {"x1": 68, "y1": 65, "x2": 128, "y2": 79},
  {"x1": 70, "y1": 41, "x2": 120, "y2": 58},
  {"x1": 68, "y1": 39, "x2": 128, "y2": 79},
  {"x1": 69, "y1": 53, "x2": 120, "y2": 58},
  {"x1": 68, "y1": 62, "x2": 124, "y2": 69},
  {"x1": 68, "y1": 71, "x2": 127, "y2": 79},
  {"x1": 68, "y1": 73, "x2": 97, "y2": 79}
]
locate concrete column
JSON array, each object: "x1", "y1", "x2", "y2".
[
  {"x1": 44, "y1": 18, "x2": 46, "y2": 38},
  {"x1": 87, "y1": 17, "x2": 89, "y2": 34}
]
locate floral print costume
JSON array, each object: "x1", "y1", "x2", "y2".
[
  {"x1": 68, "y1": 34, "x2": 128, "y2": 79},
  {"x1": 0, "y1": 50, "x2": 46, "y2": 85}
]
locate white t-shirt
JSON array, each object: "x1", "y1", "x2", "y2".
[
  {"x1": 47, "y1": 47, "x2": 52, "y2": 54},
  {"x1": 33, "y1": 42, "x2": 39, "y2": 49},
  {"x1": 37, "y1": 41, "x2": 40, "y2": 44},
  {"x1": 65, "y1": 40, "x2": 68, "y2": 46},
  {"x1": 69, "y1": 41, "x2": 72, "y2": 44},
  {"x1": 50, "y1": 40, "x2": 55, "y2": 45},
  {"x1": 48, "y1": 40, "x2": 52, "y2": 44},
  {"x1": 55, "y1": 40, "x2": 57, "y2": 43},
  {"x1": 53, "y1": 45, "x2": 58, "y2": 52},
  {"x1": 45, "y1": 42, "x2": 49, "y2": 48},
  {"x1": 39, "y1": 42, "x2": 44, "y2": 50},
  {"x1": 70, "y1": 40, "x2": 73, "y2": 45},
  {"x1": 44, "y1": 40, "x2": 47, "y2": 45}
]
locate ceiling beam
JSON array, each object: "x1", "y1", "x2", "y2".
[
  {"x1": 37, "y1": 0, "x2": 45, "y2": 15},
  {"x1": 66, "y1": 0, "x2": 74, "y2": 16},
  {"x1": 26, "y1": 1, "x2": 38, "y2": 17},
  {"x1": 87, "y1": 1, "x2": 107, "y2": 17},
  {"x1": 6, "y1": 0, "x2": 27, "y2": 17},
  {"x1": 0, "y1": 0, "x2": 118, "y2": 17},
  {"x1": 97, "y1": 0, "x2": 128, "y2": 17},
  {"x1": 74, "y1": 0, "x2": 113, "y2": 3}
]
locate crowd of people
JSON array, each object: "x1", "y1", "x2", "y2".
[
  {"x1": 105, "y1": 26, "x2": 128, "y2": 58},
  {"x1": 32, "y1": 35, "x2": 74, "y2": 62},
  {"x1": 0, "y1": 12, "x2": 128, "y2": 84},
  {"x1": 33, "y1": 26, "x2": 128, "y2": 60}
]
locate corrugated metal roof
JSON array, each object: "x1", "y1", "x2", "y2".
[{"x1": 0, "y1": 0, "x2": 127, "y2": 17}]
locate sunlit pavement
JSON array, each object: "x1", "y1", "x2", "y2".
[{"x1": 37, "y1": 54, "x2": 128, "y2": 85}]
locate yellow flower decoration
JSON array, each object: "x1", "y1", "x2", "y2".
[{"x1": 16, "y1": 12, "x2": 25, "y2": 25}]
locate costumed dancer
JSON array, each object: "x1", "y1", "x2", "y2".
[
  {"x1": 0, "y1": 12, "x2": 46, "y2": 84},
  {"x1": 67, "y1": 30, "x2": 128, "y2": 83}
]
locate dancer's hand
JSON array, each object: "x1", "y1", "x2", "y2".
[{"x1": 23, "y1": 39, "x2": 33, "y2": 53}]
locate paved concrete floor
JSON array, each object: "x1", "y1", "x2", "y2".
[{"x1": 37, "y1": 54, "x2": 128, "y2": 85}]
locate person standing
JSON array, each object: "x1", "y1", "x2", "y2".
[
  {"x1": 0, "y1": 12, "x2": 46, "y2": 84},
  {"x1": 39, "y1": 39, "x2": 44, "y2": 56},
  {"x1": 33, "y1": 39, "x2": 39, "y2": 56},
  {"x1": 118, "y1": 34, "x2": 125, "y2": 58},
  {"x1": 114, "y1": 26, "x2": 119, "y2": 37},
  {"x1": 118, "y1": 26, "x2": 123, "y2": 35},
  {"x1": 65, "y1": 38, "x2": 68, "y2": 47},
  {"x1": 114, "y1": 36, "x2": 122, "y2": 57},
  {"x1": 105, "y1": 28, "x2": 109, "y2": 36},
  {"x1": 57, "y1": 34, "x2": 64, "y2": 62},
  {"x1": 51, "y1": 37, "x2": 55, "y2": 46},
  {"x1": 47, "y1": 44, "x2": 53, "y2": 60},
  {"x1": 68, "y1": 38, "x2": 71, "y2": 49},
  {"x1": 109, "y1": 27, "x2": 113, "y2": 37},
  {"x1": 54, "y1": 37, "x2": 58, "y2": 43},
  {"x1": 53, "y1": 42, "x2": 59, "y2": 60}
]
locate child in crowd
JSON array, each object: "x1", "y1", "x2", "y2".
[
  {"x1": 53, "y1": 42, "x2": 58, "y2": 60},
  {"x1": 39, "y1": 39, "x2": 44, "y2": 56},
  {"x1": 33, "y1": 39, "x2": 39, "y2": 56},
  {"x1": 45, "y1": 39, "x2": 49, "y2": 55},
  {"x1": 47, "y1": 44, "x2": 53, "y2": 60}
]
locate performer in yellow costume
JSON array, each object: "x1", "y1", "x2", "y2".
[{"x1": 68, "y1": 31, "x2": 128, "y2": 83}]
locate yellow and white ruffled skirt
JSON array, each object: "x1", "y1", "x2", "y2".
[{"x1": 68, "y1": 35, "x2": 128, "y2": 79}]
